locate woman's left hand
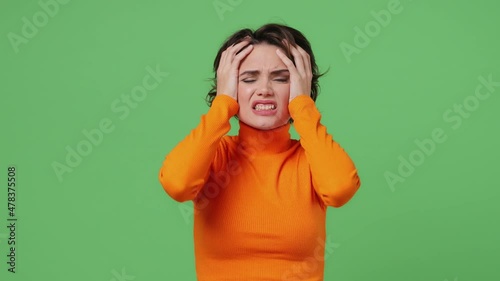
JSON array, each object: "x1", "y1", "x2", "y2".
[{"x1": 276, "y1": 40, "x2": 312, "y2": 103}]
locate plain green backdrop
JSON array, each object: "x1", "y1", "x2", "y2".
[{"x1": 1, "y1": 0, "x2": 499, "y2": 280}]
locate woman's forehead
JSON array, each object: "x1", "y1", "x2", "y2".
[{"x1": 239, "y1": 44, "x2": 287, "y2": 71}]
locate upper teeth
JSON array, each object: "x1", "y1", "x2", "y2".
[{"x1": 254, "y1": 104, "x2": 276, "y2": 110}]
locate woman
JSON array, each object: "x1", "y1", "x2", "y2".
[{"x1": 158, "y1": 23, "x2": 361, "y2": 281}]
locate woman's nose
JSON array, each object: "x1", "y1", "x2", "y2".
[
  {"x1": 257, "y1": 90, "x2": 273, "y2": 96},
  {"x1": 256, "y1": 81, "x2": 274, "y2": 96}
]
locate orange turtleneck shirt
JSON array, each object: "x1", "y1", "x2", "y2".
[{"x1": 158, "y1": 94, "x2": 360, "y2": 281}]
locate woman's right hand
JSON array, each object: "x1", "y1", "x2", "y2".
[{"x1": 216, "y1": 37, "x2": 253, "y2": 100}]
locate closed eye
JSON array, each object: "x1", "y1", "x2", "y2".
[
  {"x1": 241, "y1": 78, "x2": 288, "y2": 83},
  {"x1": 274, "y1": 78, "x2": 289, "y2": 82}
]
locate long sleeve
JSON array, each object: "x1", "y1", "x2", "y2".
[
  {"x1": 289, "y1": 95, "x2": 361, "y2": 207},
  {"x1": 158, "y1": 94, "x2": 239, "y2": 202}
]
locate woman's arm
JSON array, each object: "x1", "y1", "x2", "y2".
[
  {"x1": 159, "y1": 37, "x2": 253, "y2": 202},
  {"x1": 289, "y1": 95, "x2": 361, "y2": 208},
  {"x1": 276, "y1": 40, "x2": 360, "y2": 208},
  {"x1": 158, "y1": 94, "x2": 238, "y2": 202}
]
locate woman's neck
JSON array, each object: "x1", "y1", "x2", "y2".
[{"x1": 237, "y1": 120, "x2": 292, "y2": 154}]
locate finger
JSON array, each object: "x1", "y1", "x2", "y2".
[
  {"x1": 228, "y1": 39, "x2": 252, "y2": 61},
  {"x1": 276, "y1": 48, "x2": 298, "y2": 76},
  {"x1": 296, "y1": 45, "x2": 312, "y2": 78},
  {"x1": 219, "y1": 39, "x2": 250, "y2": 72},
  {"x1": 233, "y1": 43, "x2": 253, "y2": 62},
  {"x1": 282, "y1": 39, "x2": 306, "y2": 77},
  {"x1": 232, "y1": 44, "x2": 253, "y2": 71},
  {"x1": 219, "y1": 50, "x2": 228, "y2": 73},
  {"x1": 288, "y1": 44, "x2": 306, "y2": 77},
  {"x1": 230, "y1": 37, "x2": 250, "y2": 48}
]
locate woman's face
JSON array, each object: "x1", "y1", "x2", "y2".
[{"x1": 237, "y1": 43, "x2": 291, "y2": 130}]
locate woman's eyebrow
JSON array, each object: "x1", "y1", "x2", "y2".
[
  {"x1": 239, "y1": 69, "x2": 290, "y2": 77},
  {"x1": 270, "y1": 69, "x2": 290, "y2": 75}
]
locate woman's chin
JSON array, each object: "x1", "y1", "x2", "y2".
[{"x1": 250, "y1": 121, "x2": 287, "y2": 131}]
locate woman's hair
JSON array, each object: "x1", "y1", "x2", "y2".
[{"x1": 205, "y1": 23, "x2": 328, "y2": 122}]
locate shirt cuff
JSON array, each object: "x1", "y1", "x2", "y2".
[
  {"x1": 212, "y1": 94, "x2": 239, "y2": 117},
  {"x1": 288, "y1": 94, "x2": 318, "y2": 119}
]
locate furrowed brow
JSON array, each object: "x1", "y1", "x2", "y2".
[
  {"x1": 239, "y1": 69, "x2": 289, "y2": 77},
  {"x1": 270, "y1": 69, "x2": 289, "y2": 75},
  {"x1": 239, "y1": 70, "x2": 260, "y2": 77}
]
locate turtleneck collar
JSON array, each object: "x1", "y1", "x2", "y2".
[{"x1": 237, "y1": 120, "x2": 292, "y2": 154}]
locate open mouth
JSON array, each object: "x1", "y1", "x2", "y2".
[
  {"x1": 253, "y1": 104, "x2": 277, "y2": 111},
  {"x1": 251, "y1": 101, "x2": 278, "y2": 116}
]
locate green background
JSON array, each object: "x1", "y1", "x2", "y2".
[{"x1": 1, "y1": 0, "x2": 499, "y2": 280}]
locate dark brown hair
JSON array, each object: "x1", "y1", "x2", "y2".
[{"x1": 205, "y1": 23, "x2": 328, "y2": 122}]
